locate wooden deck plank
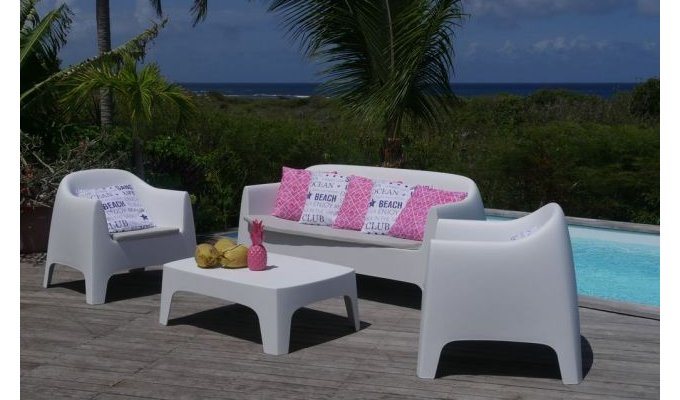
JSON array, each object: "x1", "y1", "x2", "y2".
[{"x1": 20, "y1": 256, "x2": 659, "y2": 399}]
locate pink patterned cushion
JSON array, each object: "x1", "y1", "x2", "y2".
[
  {"x1": 271, "y1": 167, "x2": 312, "y2": 221},
  {"x1": 388, "y1": 186, "x2": 468, "y2": 241},
  {"x1": 333, "y1": 175, "x2": 374, "y2": 230}
]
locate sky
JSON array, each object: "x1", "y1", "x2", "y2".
[{"x1": 39, "y1": 0, "x2": 660, "y2": 84}]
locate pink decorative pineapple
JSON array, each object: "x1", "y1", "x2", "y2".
[{"x1": 247, "y1": 220, "x2": 267, "y2": 271}]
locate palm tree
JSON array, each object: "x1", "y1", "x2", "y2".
[
  {"x1": 21, "y1": 0, "x2": 72, "y2": 140},
  {"x1": 268, "y1": 0, "x2": 465, "y2": 166},
  {"x1": 96, "y1": 0, "x2": 113, "y2": 129},
  {"x1": 21, "y1": 0, "x2": 168, "y2": 212},
  {"x1": 20, "y1": 0, "x2": 71, "y2": 88},
  {"x1": 95, "y1": 0, "x2": 208, "y2": 128},
  {"x1": 20, "y1": 0, "x2": 166, "y2": 111},
  {"x1": 61, "y1": 55, "x2": 196, "y2": 179}
]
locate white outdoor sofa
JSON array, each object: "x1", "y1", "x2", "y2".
[{"x1": 237, "y1": 164, "x2": 486, "y2": 288}]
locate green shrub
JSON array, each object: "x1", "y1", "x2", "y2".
[
  {"x1": 142, "y1": 95, "x2": 379, "y2": 232},
  {"x1": 630, "y1": 78, "x2": 660, "y2": 122},
  {"x1": 62, "y1": 88, "x2": 658, "y2": 232}
]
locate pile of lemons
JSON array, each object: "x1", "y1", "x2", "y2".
[{"x1": 194, "y1": 238, "x2": 249, "y2": 269}]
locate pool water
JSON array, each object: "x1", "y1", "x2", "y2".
[{"x1": 568, "y1": 226, "x2": 659, "y2": 306}]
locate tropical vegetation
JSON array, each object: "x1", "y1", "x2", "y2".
[
  {"x1": 20, "y1": 0, "x2": 659, "y2": 235},
  {"x1": 20, "y1": 0, "x2": 167, "y2": 207},
  {"x1": 61, "y1": 55, "x2": 195, "y2": 178},
  {"x1": 268, "y1": 0, "x2": 465, "y2": 166},
  {"x1": 136, "y1": 84, "x2": 659, "y2": 231},
  {"x1": 94, "y1": 0, "x2": 208, "y2": 128}
]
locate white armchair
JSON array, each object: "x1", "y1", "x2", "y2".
[
  {"x1": 43, "y1": 169, "x2": 196, "y2": 304},
  {"x1": 417, "y1": 203, "x2": 582, "y2": 384}
]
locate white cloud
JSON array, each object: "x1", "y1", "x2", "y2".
[
  {"x1": 498, "y1": 40, "x2": 517, "y2": 55},
  {"x1": 531, "y1": 35, "x2": 610, "y2": 53},
  {"x1": 463, "y1": 0, "x2": 625, "y2": 20}
]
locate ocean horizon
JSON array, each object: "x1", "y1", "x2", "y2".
[{"x1": 177, "y1": 82, "x2": 639, "y2": 99}]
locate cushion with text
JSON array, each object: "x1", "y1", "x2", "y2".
[
  {"x1": 77, "y1": 184, "x2": 155, "y2": 233},
  {"x1": 333, "y1": 175, "x2": 374, "y2": 231},
  {"x1": 271, "y1": 166, "x2": 312, "y2": 221},
  {"x1": 299, "y1": 172, "x2": 349, "y2": 226},
  {"x1": 388, "y1": 186, "x2": 467, "y2": 241},
  {"x1": 360, "y1": 181, "x2": 414, "y2": 235}
]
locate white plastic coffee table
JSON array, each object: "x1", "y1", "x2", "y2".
[{"x1": 160, "y1": 253, "x2": 360, "y2": 355}]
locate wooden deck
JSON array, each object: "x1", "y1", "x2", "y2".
[{"x1": 21, "y1": 255, "x2": 659, "y2": 400}]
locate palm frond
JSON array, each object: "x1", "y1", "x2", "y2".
[
  {"x1": 190, "y1": 0, "x2": 209, "y2": 26},
  {"x1": 60, "y1": 53, "x2": 195, "y2": 133},
  {"x1": 148, "y1": 0, "x2": 163, "y2": 17},
  {"x1": 22, "y1": 19, "x2": 167, "y2": 110},
  {"x1": 268, "y1": 0, "x2": 466, "y2": 133},
  {"x1": 20, "y1": 0, "x2": 39, "y2": 32},
  {"x1": 20, "y1": 0, "x2": 72, "y2": 68}
]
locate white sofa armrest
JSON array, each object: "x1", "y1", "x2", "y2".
[
  {"x1": 422, "y1": 200, "x2": 487, "y2": 244},
  {"x1": 238, "y1": 183, "x2": 280, "y2": 244},
  {"x1": 454, "y1": 183, "x2": 486, "y2": 220},
  {"x1": 136, "y1": 186, "x2": 194, "y2": 232},
  {"x1": 47, "y1": 187, "x2": 110, "y2": 268}
]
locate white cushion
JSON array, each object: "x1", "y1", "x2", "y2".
[
  {"x1": 299, "y1": 172, "x2": 349, "y2": 226},
  {"x1": 77, "y1": 184, "x2": 155, "y2": 233},
  {"x1": 360, "y1": 180, "x2": 414, "y2": 235}
]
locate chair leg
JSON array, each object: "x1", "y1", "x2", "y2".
[
  {"x1": 553, "y1": 340, "x2": 584, "y2": 384},
  {"x1": 159, "y1": 290, "x2": 175, "y2": 325},
  {"x1": 417, "y1": 340, "x2": 445, "y2": 379},
  {"x1": 344, "y1": 294, "x2": 360, "y2": 331},
  {"x1": 84, "y1": 270, "x2": 110, "y2": 305},
  {"x1": 43, "y1": 261, "x2": 56, "y2": 288},
  {"x1": 256, "y1": 307, "x2": 294, "y2": 355}
]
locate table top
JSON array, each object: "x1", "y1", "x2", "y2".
[{"x1": 164, "y1": 253, "x2": 354, "y2": 290}]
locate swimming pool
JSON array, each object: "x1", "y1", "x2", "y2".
[{"x1": 568, "y1": 225, "x2": 659, "y2": 307}]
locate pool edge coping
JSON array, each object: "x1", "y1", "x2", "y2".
[
  {"x1": 579, "y1": 295, "x2": 659, "y2": 320},
  {"x1": 485, "y1": 208, "x2": 660, "y2": 234}
]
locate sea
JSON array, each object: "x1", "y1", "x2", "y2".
[{"x1": 177, "y1": 82, "x2": 638, "y2": 99}]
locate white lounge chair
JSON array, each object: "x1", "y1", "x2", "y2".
[
  {"x1": 417, "y1": 203, "x2": 583, "y2": 384},
  {"x1": 43, "y1": 169, "x2": 196, "y2": 304}
]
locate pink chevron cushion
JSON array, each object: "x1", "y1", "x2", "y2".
[
  {"x1": 388, "y1": 186, "x2": 468, "y2": 241},
  {"x1": 271, "y1": 167, "x2": 312, "y2": 221},
  {"x1": 333, "y1": 175, "x2": 374, "y2": 230}
]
